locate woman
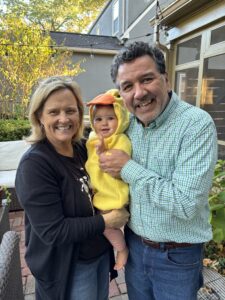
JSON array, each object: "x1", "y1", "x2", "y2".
[{"x1": 15, "y1": 76, "x2": 129, "y2": 300}]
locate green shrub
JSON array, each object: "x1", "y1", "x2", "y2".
[
  {"x1": 209, "y1": 159, "x2": 225, "y2": 242},
  {"x1": 0, "y1": 118, "x2": 90, "y2": 141},
  {"x1": 204, "y1": 160, "x2": 225, "y2": 275},
  {"x1": 0, "y1": 119, "x2": 31, "y2": 141}
]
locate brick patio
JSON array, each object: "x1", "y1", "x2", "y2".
[
  {"x1": 9, "y1": 210, "x2": 128, "y2": 300},
  {"x1": 9, "y1": 210, "x2": 225, "y2": 300}
]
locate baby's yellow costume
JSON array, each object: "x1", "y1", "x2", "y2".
[{"x1": 85, "y1": 89, "x2": 132, "y2": 211}]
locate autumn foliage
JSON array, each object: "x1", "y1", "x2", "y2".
[{"x1": 0, "y1": 14, "x2": 84, "y2": 118}]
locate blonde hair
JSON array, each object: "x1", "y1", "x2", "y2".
[{"x1": 26, "y1": 76, "x2": 84, "y2": 144}]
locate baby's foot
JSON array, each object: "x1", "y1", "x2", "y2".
[{"x1": 114, "y1": 247, "x2": 129, "y2": 270}]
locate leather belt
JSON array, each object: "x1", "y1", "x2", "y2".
[
  {"x1": 141, "y1": 238, "x2": 192, "y2": 250},
  {"x1": 127, "y1": 227, "x2": 193, "y2": 250}
]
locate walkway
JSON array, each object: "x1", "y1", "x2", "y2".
[
  {"x1": 9, "y1": 211, "x2": 225, "y2": 300},
  {"x1": 9, "y1": 210, "x2": 128, "y2": 300}
]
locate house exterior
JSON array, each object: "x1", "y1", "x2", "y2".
[
  {"x1": 50, "y1": 32, "x2": 122, "y2": 108},
  {"x1": 0, "y1": 31, "x2": 123, "y2": 118},
  {"x1": 89, "y1": 0, "x2": 225, "y2": 158}
]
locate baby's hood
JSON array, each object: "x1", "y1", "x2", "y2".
[{"x1": 86, "y1": 89, "x2": 129, "y2": 135}]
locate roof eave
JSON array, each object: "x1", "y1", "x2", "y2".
[
  {"x1": 54, "y1": 46, "x2": 119, "y2": 55},
  {"x1": 149, "y1": 0, "x2": 217, "y2": 26}
]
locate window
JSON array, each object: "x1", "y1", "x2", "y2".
[
  {"x1": 176, "y1": 36, "x2": 201, "y2": 65},
  {"x1": 113, "y1": 0, "x2": 119, "y2": 35},
  {"x1": 174, "y1": 22, "x2": 225, "y2": 142},
  {"x1": 175, "y1": 68, "x2": 199, "y2": 105},
  {"x1": 175, "y1": 36, "x2": 201, "y2": 105},
  {"x1": 211, "y1": 25, "x2": 225, "y2": 45},
  {"x1": 201, "y1": 54, "x2": 225, "y2": 141}
]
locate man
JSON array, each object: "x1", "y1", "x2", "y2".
[{"x1": 98, "y1": 41, "x2": 218, "y2": 300}]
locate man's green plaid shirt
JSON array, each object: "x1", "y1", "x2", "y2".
[{"x1": 121, "y1": 92, "x2": 218, "y2": 243}]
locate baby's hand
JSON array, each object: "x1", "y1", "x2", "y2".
[{"x1": 96, "y1": 134, "x2": 106, "y2": 155}]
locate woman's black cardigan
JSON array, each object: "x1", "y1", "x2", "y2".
[{"x1": 15, "y1": 139, "x2": 113, "y2": 299}]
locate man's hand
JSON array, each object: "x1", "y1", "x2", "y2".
[
  {"x1": 99, "y1": 149, "x2": 130, "y2": 177},
  {"x1": 95, "y1": 132, "x2": 130, "y2": 177}
]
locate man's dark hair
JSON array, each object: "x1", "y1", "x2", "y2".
[{"x1": 111, "y1": 41, "x2": 166, "y2": 83}]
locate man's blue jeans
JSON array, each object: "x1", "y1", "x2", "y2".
[
  {"x1": 67, "y1": 251, "x2": 110, "y2": 300},
  {"x1": 125, "y1": 226, "x2": 204, "y2": 300}
]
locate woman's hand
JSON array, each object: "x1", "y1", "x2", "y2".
[{"x1": 102, "y1": 207, "x2": 130, "y2": 229}]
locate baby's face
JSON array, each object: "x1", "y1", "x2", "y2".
[{"x1": 93, "y1": 106, "x2": 118, "y2": 138}]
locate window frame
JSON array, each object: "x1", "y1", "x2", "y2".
[
  {"x1": 172, "y1": 21, "x2": 225, "y2": 145},
  {"x1": 112, "y1": 0, "x2": 119, "y2": 35}
]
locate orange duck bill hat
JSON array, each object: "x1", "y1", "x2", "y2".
[{"x1": 86, "y1": 93, "x2": 115, "y2": 106}]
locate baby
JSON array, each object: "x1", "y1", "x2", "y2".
[{"x1": 85, "y1": 89, "x2": 131, "y2": 270}]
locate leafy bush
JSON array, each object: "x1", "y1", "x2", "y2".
[
  {"x1": 204, "y1": 240, "x2": 225, "y2": 275},
  {"x1": 209, "y1": 160, "x2": 225, "y2": 242},
  {"x1": 0, "y1": 186, "x2": 11, "y2": 206},
  {"x1": 204, "y1": 160, "x2": 225, "y2": 275},
  {"x1": 0, "y1": 119, "x2": 31, "y2": 141}
]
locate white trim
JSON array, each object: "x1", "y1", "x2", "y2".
[
  {"x1": 122, "y1": 0, "x2": 125, "y2": 33},
  {"x1": 112, "y1": 0, "x2": 119, "y2": 35},
  {"x1": 174, "y1": 61, "x2": 200, "y2": 72},
  {"x1": 167, "y1": 2, "x2": 225, "y2": 41},
  {"x1": 54, "y1": 46, "x2": 119, "y2": 55},
  {"x1": 120, "y1": 0, "x2": 155, "y2": 40},
  {"x1": 172, "y1": 20, "x2": 225, "y2": 144}
]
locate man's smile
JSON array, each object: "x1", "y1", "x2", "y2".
[{"x1": 134, "y1": 98, "x2": 155, "y2": 109}]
